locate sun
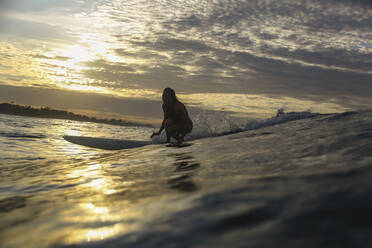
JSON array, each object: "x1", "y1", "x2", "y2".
[{"x1": 62, "y1": 45, "x2": 95, "y2": 63}]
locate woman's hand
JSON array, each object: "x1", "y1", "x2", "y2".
[{"x1": 151, "y1": 131, "x2": 160, "y2": 138}]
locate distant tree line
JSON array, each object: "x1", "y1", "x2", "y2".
[{"x1": 0, "y1": 102, "x2": 151, "y2": 127}]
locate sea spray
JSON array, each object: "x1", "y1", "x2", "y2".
[
  {"x1": 151, "y1": 110, "x2": 321, "y2": 143},
  {"x1": 151, "y1": 110, "x2": 245, "y2": 143}
]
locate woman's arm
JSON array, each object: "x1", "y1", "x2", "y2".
[{"x1": 151, "y1": 104, "x2": 167, "y2": 138}]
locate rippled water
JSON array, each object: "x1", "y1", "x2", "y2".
[
  {"x1": 0, "y1": 114, "x2": 152, "y2": 161},
  {"x1": 1, "y1": 111, "x2": 372, "y2": 248}
]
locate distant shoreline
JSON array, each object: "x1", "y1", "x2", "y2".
[{"x1": 0, "y1": 102, "x2": 152, "y2": 127}]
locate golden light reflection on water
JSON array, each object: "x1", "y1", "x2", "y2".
[
  {"x1": 63, "y1": 196, "x2": 144, "y2": 244},
  {"x1": 66, "y1": 222, "x2": 138, "y2": 244},
  {"x1": 85, "y1": 225, "x2": 124, "y2": 242},
  {"x1": 64, "y1": 210, "x2": 139, "y2": 244},
  {"x1": 69, "y1": 162, "x2": 101, "y2": 178},
  {"x1": 59, "y1": 134, "x2": 132, "y2": 243},
  {"x1": 0, "y1": 116, "x2": 196, "y2": 248},
  {"x1": 62, "y1": 161, "x2": 133, "y2": 243},
  {"x1": 87, "y1": 177, "x2": 118, "y2": 195},
  {"x1": 62, "y1": 138, "x2": 91, "y2": 157},
  {"x1": 85, "y1": 203, "x2": 109, "y2": 214},
  {"x1": 43, "y1": 121, "x2": 135, "y2": 243}
]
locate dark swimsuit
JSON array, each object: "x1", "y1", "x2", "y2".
[{"x1": 162, "y1": 103, "x2": 193, "y2": 134}]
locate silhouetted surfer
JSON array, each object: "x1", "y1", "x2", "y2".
[{"x1": 151, "y1": 88, "x2": 193, "y2": 144}]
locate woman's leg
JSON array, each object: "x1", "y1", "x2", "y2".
[
  {"x1": 164, "y1": 119, "x2": 172, "y2": 142},
  {"x1": 165, "y1": 119, "x2": 185, "y2": 143},
  {"x1": 176, "y1": 121, "x2": 192, "y2": 143}
]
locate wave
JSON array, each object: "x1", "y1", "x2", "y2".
[
  {"x1": 151, "y1": 110, "x2": 322, "y2": 143},
  {"x1": 243, "y1": 111, "x2": 321, "y2": 132},
  {"x1": 0, "y1": 132, "x2": 46, "y2": 139}
]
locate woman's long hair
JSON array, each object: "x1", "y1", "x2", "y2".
[{"x1": 163, "y1": 87, "x2": 179, "y2": 103}]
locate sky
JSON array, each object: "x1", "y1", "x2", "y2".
[{"x1": 0, "y1": 0, "x2": 371, "y2": 122}]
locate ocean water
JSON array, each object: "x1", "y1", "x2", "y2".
[{"x1": 1, "y1": 110, "x2": 372, "y2": 248}]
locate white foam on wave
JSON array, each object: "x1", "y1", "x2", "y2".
[{"x1": 243, "y1": 111, "x2": 320, "y2": 131}]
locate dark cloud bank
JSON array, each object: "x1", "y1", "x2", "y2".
[{"x1": 82, "y1": 0, "x2": 372, "y2": 108}]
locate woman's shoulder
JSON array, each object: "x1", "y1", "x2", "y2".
[
  {"x1": 175, "y1": 101, "x2": 185, "y2": 108},
  {"x1": 174, "y1": 102, "x2": 188, "y2": 114}
]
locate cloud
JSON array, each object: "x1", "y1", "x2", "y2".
[
  {"x1": 82, "y1": 62, "x2": 190, "y2": 91},
  {"x1": 0, "y1": 73, "x2": 36, "y2": 82},
  {"x1": 1, "y1": 0, "x2": 372, "y2": 116},
  {"x1": 0, "y1": 15, "x2": 74, "y2": 42},
  {"x1": 83, "y1": 59, "x2": 137, "y2": 73},
  {"x1": 129, "y1": 38, "x2": 213, "y2": 53},
  {"x1": 120, "y1": 1, "x2": 370, "y2": 94},
  {"x1": 0, "y1": 0, "x2": 91, "y2": 13},
  {"x1": 114, "y1": 49, "x2": 167, "y2": 61},
  {"x1": 30, "y1": 53, "x2": 72, "y2": 61},
  {"x1": 162, "y1": 14, "x2": 202, "y2": 32},
  {"x1": 76, "y1": 35, "x2": 371, "y2": 105}
]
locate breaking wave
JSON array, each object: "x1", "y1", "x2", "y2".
[{"x1": 152, "y1": 110, "x2": 321, "y2": 143}]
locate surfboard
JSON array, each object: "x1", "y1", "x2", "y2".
[
  {"x1": 166, "y1": 142, "x2": 192, "y2": 148},
  {"x1": 63, "y1": 135, "x2": 152, "y2": 150}
]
